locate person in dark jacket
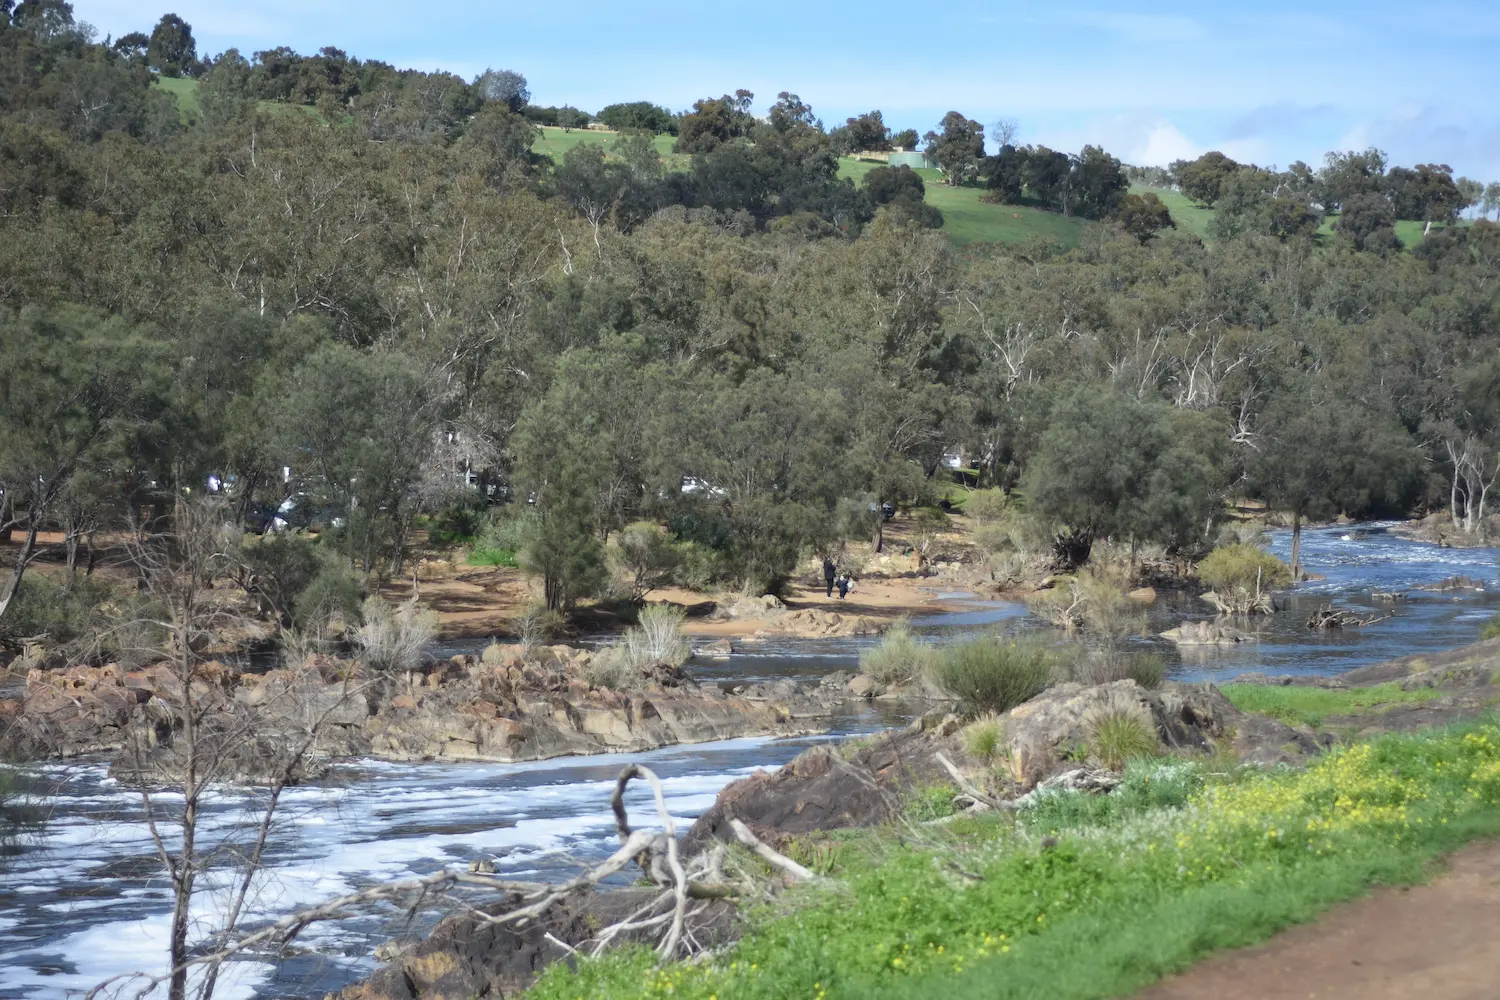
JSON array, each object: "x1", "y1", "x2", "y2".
[
  {"x1": 837, "y1": 572, "x2": 852, "y2": 600},
  {"x1": 822, "y1": 556, "x2": 837, "y2": 597}
]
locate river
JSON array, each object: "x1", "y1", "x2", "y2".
[{"x1": 0, "y1": 523, "x2": 1494, "y2": 1000}]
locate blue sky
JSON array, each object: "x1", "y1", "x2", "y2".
[{"x1": 76, "y1": 1, "x2": 1500, "y2": 180}]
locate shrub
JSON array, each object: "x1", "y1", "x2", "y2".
[
  {"x1": 468, "y1": 546, "x2": 518, "y2": 567},
  {"x1": 478, "y1": 507, "x2": 541, "y2": 553},
  {"x1": 0, "y1": 573, "x2": 114, "y2": 649},
  {"x1": 619, "y1": 603, "x2": 690, "y2": 668},
  {"x1": 930, "y1": 638, "x2": 1054, "y2": 716},
  {"x1": 584, "y1": 649, "x2": 637, "y2": 690},
  {"x1": 1483, "y1": 614, "x2": 1500, "y2": 641},
  {"x1": 858, "y1": 620, "x2": 937, "y2": 686},
  {"x1": 612, "y1": 521, "x2": 681, "y2": 601},
  {"x1": 429, "y1": 492, "x2": 488, "y2": 544},
  {"x1": 1085, "y1": 693, "x2": 1159, "y2": 771},
  {"x1": 964, "y1": 488, "x2": 1014, "y2": 525},
  {"x1": 356, "y1": 595, "x2": 439, "y2": 672},
  {"x1": 293, "y1": 563, "x2": 365, "y2": 633},
  {"x1": 1074, "y1": 565, "x2": 1145, "y2": 637},
  {"x1": 513, "y1": 602, "x2": 562, "y2": 656},
  {"x1": 240, "y1": 533, "x2": 320, "y2": 627},
  {"x1": 1197, "y1": 543, "x2": 1292, "y2": 614},
  {"x1": 1065, "y1": 651, "x2": 1166, "y2": 689},
  {"x1": 961, "y1": 714, "x2": 1005, "y2": 762}
]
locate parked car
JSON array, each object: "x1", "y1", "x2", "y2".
[{"x1": 269, "y1": 496, "x2": 345, "y2": 533}]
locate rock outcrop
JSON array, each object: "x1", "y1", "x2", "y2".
[
  {"x1": 690, "y1": 680, "x2": 1318, "y2": 846},
  {"x1": 3, "y1": 644, "x2": 856, "y2": 779},
  {"x1": 1161, "y1": 620, "x2": 1250, "y2": 645}
]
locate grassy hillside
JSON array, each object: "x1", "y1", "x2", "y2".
[
  {"x1": 840, "y1": 159, "x2": 1087, "y2": 248},
  {"x1": 1131, "y1": 186, "x2": 1214, "y2": 240},
  {"x1": 1137, "y1": 184, "x2": 1455, "y2": 247},
  {"x1": 532, "y1": 126, "x2": 686, "y2": 167},
  {"x1": 153, "y1": 76, "x2": 199, "y2": 121}
]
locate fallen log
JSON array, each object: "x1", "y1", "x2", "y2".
[{"x1": 1306, "y1": 605, "x2": 1393, "y2": 630}]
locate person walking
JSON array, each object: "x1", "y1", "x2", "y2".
[
  {"x1": 822, "y1": 556, "x2": 837, "y2": 598},
  {"x1": 836, "y1": 572, "x2": 852, "y2": 600}
]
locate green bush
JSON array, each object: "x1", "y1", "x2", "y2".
[
  {"x1": 1086, "y1": 700, "x2": 1159, "y2": 771},
  {"x1": 0, "y1": 573, "x2": 114, "y2": 649},
  {"x1": 930, "y1": 638, "x2": 1054, "y2": 715},
  {"x1": 611, "y1": 521, "x2": 682, "y2": 600},
  {"x1": 429, "y1": 493, "x2": 487, "y2": 544},
  {"x1": 468, "y1": 546, "x2": 518, "y2": 567},
  {"x1": 1197, "y1": 543, "x2": 1292, "y2": 596},
  {"x1": 477, "y1": 507, "x2": 541, "y2": 554},
  {"x1": 963, "y1": 488, "x2": 1014, "y2": 524},
  {"x1": 961, "y1": 714, "x2": 1005, "y2": 762},
  {"x1": 1067, "y1": 651, "x2": 1166, "y2": 689},
  {"x1": 1483, "y1": 614, "x2": 1500, "y2": 641},
  {"x1": 858, "y1": 621, "x2": 937, "y2": 686},
  {"x1": 293, "y1": 563, "x2": 366, "y2": 632}
]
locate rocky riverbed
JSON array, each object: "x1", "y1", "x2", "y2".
[{"x1": 0, "y1": 642, "x2": 886, "y2": 778}]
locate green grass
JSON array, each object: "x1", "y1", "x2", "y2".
[
  {"x1": 527, "y1": 720, "x2": 1500, "y2": 1000},
  {"x1": 531, "y1": 126, "x2": 687, "y2": 168},
  {"x1": 841, "y1": 160, "x2": 1088, "y2": 247},
  {"x1": 1131, "y1": 186, "x2": 1214, "y2": 240},
  {"x1": 1221, "y1": 681, "x2": 1442, "y2": 729},
  {"x1": 467, "y1": 546, "x2": 518, "y2": 568},
  {"x1": 154, "y1": 76, "x2": 200, "y2": 121}
]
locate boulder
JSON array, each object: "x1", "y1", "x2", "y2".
[
  {"x1": 846, "y1": 674, "x2": 882, "y2": 699},
  {"x1": 694, "y1": 638, "x2": 734, "y2": 658},
  {"x1": 1160, "y1": 620, "x2": 1250, "y2": 645}
]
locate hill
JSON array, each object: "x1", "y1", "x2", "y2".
[{"x1": 1134, "y1": 184, "x2": 1456, "y2": 246}]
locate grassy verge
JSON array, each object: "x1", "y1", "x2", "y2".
[
  {"x1": 467, "y1": 546, "x2": 518, "y2": 568},
  {"x1": 527, "y1": 720, "x2": 1500, "y2": 1000},
  {"x1": 1221, "y1": 681, "x2": 1441, "y2": 728}
]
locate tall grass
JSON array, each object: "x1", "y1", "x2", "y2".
[
  {"x1": 588, "y1": 604, "x2": 691, "y2": 689},
  {"x1": 930, "y1": 638, "x2": 1054, "y2": 715},
  {"x1": 355, "y1": 595, "x2": 438, "y2": 673},
  {"x1": 858, "y1": 621, "x2": 937, "y2": 685},
  {"x1": 1062, "y1": 651, "x2": 1166, "y2": 689},
  {"x1": 1084, "y1": 693, "x2": 1159, "y2": 771}
]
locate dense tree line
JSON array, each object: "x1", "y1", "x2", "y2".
[
  {"x1": 1, "y1": 6, "x2": 1497, "y2": 628},
  {"x1": 1171, "y1": 148, "x2": 1494, "y2": 247}
]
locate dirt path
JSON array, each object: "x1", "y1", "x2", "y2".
[{"x1": 1135, "y1": 840, "x2": 1500, "y2": 1000}]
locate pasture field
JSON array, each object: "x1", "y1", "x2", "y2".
[
  {"x1": 153, "y1": 76, "x2": 199, "y2": 120},
  {"x1": 839, "y1": 158, "x2": 1088, "y2": 248},
  {"x1": 1131, "y1": 185, "x2": 1215, "y2": 240}
]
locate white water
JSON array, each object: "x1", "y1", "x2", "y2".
[{"x1": 0, "y1": 523, "x2": 1495, "y2": 999}]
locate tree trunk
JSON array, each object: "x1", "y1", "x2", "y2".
[
  {"x1": 0, "y1": 518, "x2": 39, "y2": 622},
  {"x1": 873, "y1": 510, "x2": 884, "y2": 554},
  {"x1": 1290, "y1": 510, "x2": 1303, "y2": 582}
]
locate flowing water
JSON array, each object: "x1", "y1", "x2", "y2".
[{"x1": 1, "y1": 524, "x2": 1495, "y2": 999}]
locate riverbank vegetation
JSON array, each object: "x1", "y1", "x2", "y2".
[{"x1": 527, "y1": 720, "x2": 1500, "y2": 1000}]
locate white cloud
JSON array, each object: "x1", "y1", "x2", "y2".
[{"x1": 1135, "y1": 121, "x2": 1201, "y2": 165}]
